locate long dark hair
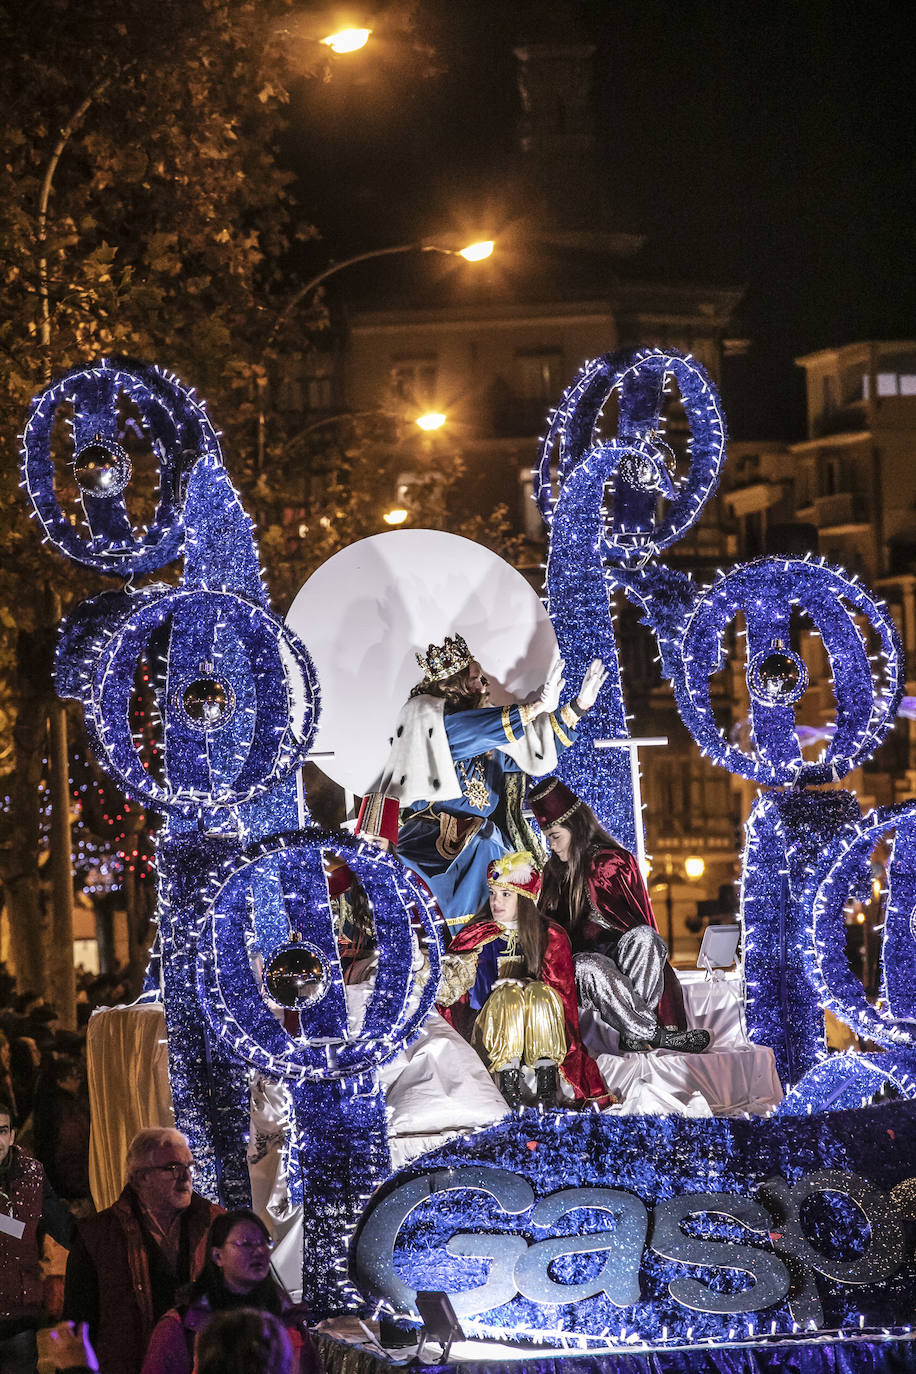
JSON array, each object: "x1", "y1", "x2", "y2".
[
  {"x1": 463, "y1": 891, "x2": 547, "y2": 976},
  {"x1": 410, "y1": 662, "x2": 484, "y2": 713},
  {"x1": 539, "y1": 802, "x2": 627, "y2": 938},
  {"x1": 184, "y1": 1210, "x2": 283, "y2": 1315}
]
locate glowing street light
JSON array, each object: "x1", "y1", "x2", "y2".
[
  {"x1": 415, "y1": 412, "x2": 446, "y2": 432},
  {"x1": 684, "y1": 855, "x2": 706, "y2": 880},
  {"x1": 383, "y1": 507, "x2": 409, "y2": 526},
  {"x1": 321, "y1": 27, "x2": 371, "y2": 53},
  {"x1": 258, "y1": 239, "x2": 493, "y2": 469},
  {"x1": 458, "y1": 239, "x2": 494, "y2": 262}
]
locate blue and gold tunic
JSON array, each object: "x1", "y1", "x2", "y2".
[{"x1": 397, "y1": 701, "x2": 579, "y2": 932}]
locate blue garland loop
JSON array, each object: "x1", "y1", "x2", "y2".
[
  {"x1": 674, "y1": 558, "x2": 902, "y2": 787},
  {"x1": 198, "y1": 827, "x2": 442, "y2": 1082},
  {"x1": 21, "y1": 357, "x2": 221, "y2": 575}
]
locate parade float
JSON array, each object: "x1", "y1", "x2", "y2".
[{"x1": 20, "y1": 349, "x2": 916, "y2": 1370}]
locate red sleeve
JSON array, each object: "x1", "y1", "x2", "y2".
[
  {"x1": 590, "y1": 850, "x2": 658, "y2": 933},
  {"x1": 445, "y1": 920, "x2": 501, "y2": 954},
  {"x1": 140, "y1": 1311, "x2": 191, "y2": 1374},
  {"x1": 540, "y1": 923, "x2": 608, "y2": 1102},
  {"x1": 540, "y1": 923, "x2": 578, "y2": 1024}
]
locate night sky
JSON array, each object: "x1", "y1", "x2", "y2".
[{"x1": 290, "y1": 0, "x2": 916, "y2": 437}]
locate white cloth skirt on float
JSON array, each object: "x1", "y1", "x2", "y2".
[{"x1": 580, "y1": 970, "x2": 783, "y2": 1118}]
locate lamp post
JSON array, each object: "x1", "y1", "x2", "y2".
[
  {"x1": 321, "y1": 28, "x2": 372, "y2": 53},
  {"x1": 31, "y1": 37, "x2": 380, "y2": 1009},
  {"x1": 256, "y1": 239, "x2": 492, "y2": 472},
  {"x1": 650, "y1": 854, "x2": 706, "y2": 965}
]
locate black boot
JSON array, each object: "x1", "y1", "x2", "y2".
[
  {"x1": 497, "y1": 1066, "x2": 522, "y2": 1109},
  {"x1": 650, "y1": 1023, "x2": 711, "y2": 1053},
  {"x1": 535, "y1": 1062, "x2": 558, "y2": 1108}
]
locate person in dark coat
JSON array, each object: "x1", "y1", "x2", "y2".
[
  {"x1": 63, "y1": 1127, "x2": 222, "y2": 1374},
  {"x1": 0, "y1": 1095, "x2": 74, "y2": 1374},
  {"x1": 32, "y1": 1056, "x2": 91, "y2": 1206},
  {"x1": 532, "y1": 777, "x2": 710, "y2": 1054}
]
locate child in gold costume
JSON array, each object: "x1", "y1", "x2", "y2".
[{"x1": 437, "y1": 851, "x2": 609, "y2": 1108}]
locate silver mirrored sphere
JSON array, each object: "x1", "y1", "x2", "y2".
[
  {"x1": 756, "y1": 651, "x2": 801, "y2": 698},
  {"x1": 73, "y1": 442, "x2": 131, "y2": 496},
  {"x1": 747, "y1": 645, "x2": 809, "y2": 706},
  {"x1": 182, "y1": 678, "x2": 230, "y2": 726},
  {"x1": 265, "y1": 943, "x2": 326, "y2": 1008}
]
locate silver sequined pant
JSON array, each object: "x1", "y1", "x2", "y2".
[{"x1": 574, "y1": 925, "x2": 668, "y2": 1038}]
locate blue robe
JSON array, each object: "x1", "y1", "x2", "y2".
[{"x1": 397, "y1": 703, "x2": 578, "y2": 931}]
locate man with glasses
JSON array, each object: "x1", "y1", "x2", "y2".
[{"x1": 64, "y1": 1128, "x2": 222, "y2": 1374}]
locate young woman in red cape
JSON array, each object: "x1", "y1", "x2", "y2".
[
  {"x1": 437, "y1": 851, "x2": 610, "y2": 1108},
  {"x1": 531, "y1": 778, "x2": 710, "y2": 1055}
]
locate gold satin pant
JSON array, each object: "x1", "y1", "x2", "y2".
[{"x1": 473, "y1": 980, "x2": 567, "y2": 1073}]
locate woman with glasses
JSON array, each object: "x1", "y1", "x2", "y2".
[{"x1": 141, "y1": 1210, "x2": 319, "y2": 1374}]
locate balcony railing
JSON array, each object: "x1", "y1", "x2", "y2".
[{"x1": 812, "y1": 491, "x2": 870, "y2": 528}]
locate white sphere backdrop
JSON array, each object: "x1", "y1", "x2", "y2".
[{"x1": 286, "y1": 530, "x2": 559, "y2": 796}]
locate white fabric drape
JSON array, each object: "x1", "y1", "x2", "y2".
[
  {"x1": 371, "y1": 694, "x2": 559, "y2": 803},
  {"x1": 580, "y1": 970, "x2": 783, "y2": 1118}
]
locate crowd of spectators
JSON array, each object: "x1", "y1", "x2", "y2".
[
  {"x1": 1, "y1": 963, "x2": 325, "y2": 1374},
  {"x1": 0, "y1": 962, "x2": 116, "y2": 1212},
  {"x1": 0, "y1": 961, "x2": 115, "y2": 1370}
]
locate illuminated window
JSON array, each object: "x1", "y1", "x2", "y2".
[{"x1": 391, "y1": 356, "x2": 437, "y2": 405}]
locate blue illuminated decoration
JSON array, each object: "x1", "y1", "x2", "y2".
[
  {"x1": 808, "y1": 807, "x2": 916, "y2": 1043},
  {"x1": 26, "y1": 345, "x2": 916, "y2": 1356},
  {"x1": 534, "y1": 348, "x2": 727, "y2": 557},
  {"x1": 539, "y1": 349, "x2": 727, "y2": 843},
  {"x1": 739, "y1": 790, "x2": 862, "y2": 1086},
  {"x1": 200, "y1": 829, "x2": 441, "y2": 1083},
  {"x1": 776, "y1": 1051, "x2": 916, "y2": 1117},
  {"x1": 673, "y1": 558, "x2": 902, "y2": 787},
  {"x1": 354, "y1": 1103, "x2": 916, "y2": 1350},
  {"x1": 25, "y1": 358, "x2": 441, "y2": 1314},
  {"x1": 21, "y1": 358, "x2": 220, "y2": 574},
  {"x1": 537, "y1": 347, "x2": 911, "y2": 1105}
]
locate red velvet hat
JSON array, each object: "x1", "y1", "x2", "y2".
[
  {"x1": 327, "y1": 793, "x2": 400, "y2": 898},
  {"x1": 528, "y1": 776, "x2": 582, "y2": 828},
  {"x1": 487, "y1": 850, "x2": 542, "y2": 901}
]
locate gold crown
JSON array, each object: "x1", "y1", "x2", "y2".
[{"x1": 416, "y1": 633, "x2": 472, "y2": 683}]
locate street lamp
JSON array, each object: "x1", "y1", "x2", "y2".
[
  {"x1": 257, "y1": 237, "x2": 494, "y2": 471},
  {"x1": 383, "y1": 507, "x2": 409, "y2": 526},
  {"x1": 458, "y1": 239, "x2": 494, "y2": 261},
  {"x1": 415, "y1": 411, "x2": 447, "y2": 431},
  {"x1": 650, "y1": 854, "x2": 707, "y2": 964},
  {"x1": 321, "y1": 27, "x2": 371, "y2": 53}
]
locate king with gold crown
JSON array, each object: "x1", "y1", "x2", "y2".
[{"x1": 369, "y1": 631, "x2": 607, "y2": 934}]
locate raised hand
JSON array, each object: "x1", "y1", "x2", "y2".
[
  {"x1": 575, "y1": 658, "x2": 609, "y2": 712},
  {"x1": 538, "y1": 658, "x2": 566, "y2": 714}
]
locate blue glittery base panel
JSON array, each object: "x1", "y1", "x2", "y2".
[{"x1": 354, "y1": 1101, "x2": 916, "y2": 1352}]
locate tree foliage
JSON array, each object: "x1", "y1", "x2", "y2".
[
  {"x1": 0, "y1": 0, "x2": 513, "y2": 1000},
  {"x1": 0, "y1": 0, "x2": 323, "y2": 993}
]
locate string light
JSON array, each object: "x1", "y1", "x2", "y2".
[{"x1": 28, "y1": 358, "x2": 442, "y2": 1316}]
